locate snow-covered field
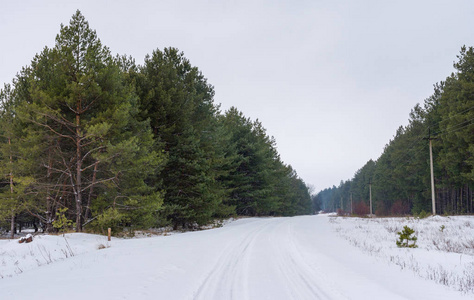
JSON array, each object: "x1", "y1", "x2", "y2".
[
  {"x1": 329, "y1": 214, "x2": 474, "y2": 294},
  {"x1": 0, "y1": 214, "x2": 472, "y2": 299}
]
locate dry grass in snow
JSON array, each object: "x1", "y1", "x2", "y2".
[{"x1": 328, "y1": 215, "x2": 474, "y2": 294}]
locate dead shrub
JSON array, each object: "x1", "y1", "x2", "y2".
[
  {"x1": 353, "y1": 201, "x2": 369, "y2": 216},
  {"x1": 390, "y1": 200, "x2": 410, "y2": 216}
]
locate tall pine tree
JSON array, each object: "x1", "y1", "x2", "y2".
[
  {"x1": 13, "y1": 10, "x2": 165, "y2": 232},
  {"x1": 137, "y1": 47, "x2": 229, "y2": 229}
]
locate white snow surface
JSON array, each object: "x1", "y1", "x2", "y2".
[{"x1": 1, "y1": 214, "x2": 473, "y2": 299}]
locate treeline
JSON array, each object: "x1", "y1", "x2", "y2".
[
  {"x1": 315, "y1": 46, "x2": 474, "y2": 216},
  {"x1": 0, "y1": 11, "x2": 312, "y2": 235}
]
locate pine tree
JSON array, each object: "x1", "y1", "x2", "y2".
[
  {"x1": 219, "y1": 107, "x2": 312, "y2": 217},
  {"x1": 13, "y1": 10, "x2": 165, "y2": 232},
  {"x1": 137, "y1": 47, "x2": 229, "y2": 229},
  {"x1": 396, "y1": 225, "x2": 418, "y2": 248},
  {"x1": 438, "y1": 46, "x2": 474, "y2": 185},
  {"x1": 0, "y1": 84, "x2": 24, "y2": 237}
]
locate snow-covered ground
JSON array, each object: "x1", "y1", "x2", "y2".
[
  {"x1": 0, "y1": 214, "x2": 472, "y2": 299},
  {"x1": 329, "y1": 214, "x2": 474, "y2": 295}
]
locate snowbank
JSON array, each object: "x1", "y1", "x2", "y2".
[{"x1": 0, "y1": 233, "x2": 110, "y2": 278}]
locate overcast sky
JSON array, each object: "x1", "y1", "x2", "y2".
[{"x1": 2, "y1": 0, "x2": 474, "y2": 192}]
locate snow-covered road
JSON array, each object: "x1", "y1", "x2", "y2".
[
  {"x1": 193, "y1": 217, "x2": 332, "y2": 300},
  {"x1": 0, "y1": 215, "x2": 469, "y2": 299}
]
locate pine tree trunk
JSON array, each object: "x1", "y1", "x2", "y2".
[
  {"x1": 45, "y1": 152, "x2": 53, "y2": 233},
  {"x1": 75, "y1": 109, "x2": 83, "y2": 232},
  {"x1": 84, "y1": 161, "x2": 98, "y2": 221},
  {"x1": 9, "y1": 137, "x2": 15, "y2": 239},
  {"x1": 465, "y1": 184, "x2": 468, "y2": 213},
  {"x1": 468, "y1": 187, "x2": 474, "y2": 213},
  {"x1": 10, "y1": 212, "x2": 15, "y2": 239},
  {"x1": 469, "y1": 188, "x2": 474, "y2": 213}
]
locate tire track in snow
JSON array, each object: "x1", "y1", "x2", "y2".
[
  {"x1": 273, "y1": 219, "x2": 335, "y2": 300},
  {"x1": 192, "y1": 218, "x2": 337, "y2": 300},
  {"x1": 192, "y1": 218, "x2": 278, "y2": 300}
]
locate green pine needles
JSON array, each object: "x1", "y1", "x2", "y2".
[
  {"x1": 0, "y1": 10, "x2": 314, "y2": 234},
  {"x1": 52, "y1": 208, "x2": 74, "y2": 236},
  {"x1": 396, "y1": 225, "x2": 418, "y2": 248}
]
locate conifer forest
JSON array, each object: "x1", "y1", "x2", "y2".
[
  {"x1": 2, "y1": 10, "x2": 474, "y2": 237},
  {"x1": 315, "y1": 46, "x2": 474, "y2": 217},
  {"x1": 0, "y1": 11, "x2": 313, "y2": 234}
]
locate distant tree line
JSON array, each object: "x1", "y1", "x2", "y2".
[
  {"x1": 0, "y1": 11, "x2": 312, "y2": 235},
  {"x1": 315, "y1": 46, "x2": 474, "y2": 216}
]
